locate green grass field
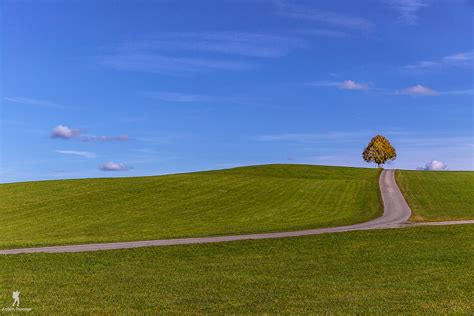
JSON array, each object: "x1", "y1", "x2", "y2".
[
  {"x1": 0, "y1": 225, "x2": 472, "y2": 314},
  {"x1": 0, "y1": 164, "x2": 381, "y2": 248},
  {"x1": 396, "y1": 170, "x2": 474, "y2": 221}
]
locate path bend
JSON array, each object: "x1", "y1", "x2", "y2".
[{"x1": 1, "y1": 169, "x2": 473, "y2": 254}]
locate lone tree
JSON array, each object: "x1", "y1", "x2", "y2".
[{"x1": 362, "y1": 135, "x2": 397, "y2": 168}]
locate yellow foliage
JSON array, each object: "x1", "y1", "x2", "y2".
[{"x1": 362, "y1": 135, "x2": 397, "y2": 168}]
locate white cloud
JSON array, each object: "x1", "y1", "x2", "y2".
[
  {"x1": 50, "y1": 125, "x2": 80, "y2": 139},
  {"x1": 386, "y1": 0, "x2": 428, "y2": 25},
  {"x1": 100, "y1": 162, "x2": 130, "y2": 171},
  {"x1": 397, "y1": 84, "x2": 439, "y2": 96},
  {"x1": 339, "y1": 80, "x2": 369, "y2": 90},
  {"x1": 4, "y1": 97, "x2": 67, "y2": 109},
  {"x1": 55, "y1": 150, "x2": 96, "y2": 158},
  {"x1": 418, "y1": 160, "x2": 448, "y2": 171}
]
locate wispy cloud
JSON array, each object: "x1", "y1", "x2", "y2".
[
  {"x1": 275, "y1": 1, "x2": 374, "y2": 31},
  {"x1": 100, "y1": 162, "x2": 130, "y2": 171},
  {"x1": 143, "y1": 91, "x2": 229, "y2": 103},
  {"x1": 4, "y1": 97, "x2": 67, "y2": 109},
  {"x1": 126, "y1": 32, "x2": 306, "y2": 58},
  {"x1": 55, "y1": 150, "x2": 96, "y2": 158},
  {"x1": 81, "y1": 135, "x2": 130, "y2": 142},
  {"x1": 404, "y1": 50, "x2": 474, "y2": 72},
  {"x1": 443, "y1": 51, "x2": 474, "y2": 62},
  {"x1": 386, "y1": 0, "x2": 428, "y2": 25},
  {"x1": 135, "y1": 131, "x2": 192, "y2": 145},
  {"x1": 142, "y1": 91, "x2": 261, "y2": 105},
  {"x1": 99, "y1": 31, "x2": 308, "y2": 75},
  {"x1": 99, "y1": 53, "x2": 255, "y2": 75},
  {"x1": 311, "y1": 80, "x2": 465, "y2": 97},
  {"x1": 50, "y1": 125, "x2": 130, "y2": 142},
  {"x1": 310, "y1": 80, "x2": 370, "y2": 90},
  {"x1": 254, "y1": 131, "x2": 369, "y2": 143},
  {"x1": 442, "y1": 89, "x2": 474, "y2": 96},
  {"x1": 255, "y1": 131, "x2": 471, "y2": 146},
  {"x1": 131, "y1": 148, "x2": 159, "y2": 155},
  {"x1": 297, "y1": 28, "x2": 348, "y2": 38},
  {"x1": 395, "y1": 135, "x2": 473, "y2": 148},
  {"x1": 396, "y1": 84, "x2": 439, "y2": 96}
]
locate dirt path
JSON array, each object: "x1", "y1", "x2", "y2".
[{"x1": 1, "y1": 169, "x2": 473, "y2": 254}]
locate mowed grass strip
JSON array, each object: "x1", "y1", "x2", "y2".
[
  {"x1": 0, "y1": 225, "x2": 472, "y2": 314},
  {"x1": 396, "y1": 170, "x2": 474, "y2": 221},
  {"x1": 0, "y1": 164, "x2": 381, "y2": 248}
]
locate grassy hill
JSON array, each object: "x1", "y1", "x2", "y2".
[
  {"x1": 396, "y1": 170, "x2": 474, "y2": 221},
  {"x1": 0, "y1": 164, "x2": 381, "y2": 248},
  {"x1": 1, "y1": 225, "x2": 472, "y2": 314}
]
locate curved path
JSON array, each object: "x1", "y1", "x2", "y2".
[{"x1": 1, "y1": 170, "x2": 473, "y2": 255}]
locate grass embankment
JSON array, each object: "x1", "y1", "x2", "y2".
[
  {"x1": 0, "y1": 225, "x2": 472, "y2": 314},
  {"x1": 0, "y1": 164, "x2": 381, "y2": 248},
  {"x1": 396, "y1": 170, "x2": 474, "y2": 221}
]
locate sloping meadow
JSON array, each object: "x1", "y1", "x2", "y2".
[
  {"x1": 0, "y1": 164, "x2": 381, "y2": 248},
  {"x1": 396, "y1": 170, "x2": 474, "y2": 221}
]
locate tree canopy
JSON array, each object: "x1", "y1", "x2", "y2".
[{"x1": 362, "y1": 135, "x2": 397, "y2": 168}]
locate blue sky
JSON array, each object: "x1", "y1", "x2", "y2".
[{"x1": 1, "y1": 0, "x2": 473, "y2": 182}]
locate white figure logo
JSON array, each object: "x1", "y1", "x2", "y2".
[{"x1": 12, "y1": 290, "x2": 20, "y2": 307}]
